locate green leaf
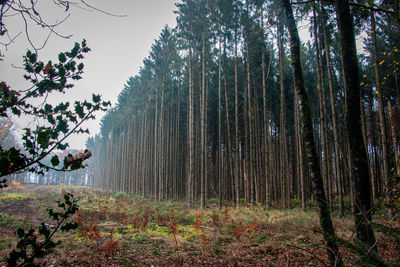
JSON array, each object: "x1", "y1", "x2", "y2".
[
  {"x1": 39, "y1": 223, "x2": 50, "y2": 237},
  {"x1": 67, "y1": 43, "x2": 79, "y2": 58},
  {"x1": 61, "y1": 222, "x2": 79, "y2": 231},
  {"x1": 44, "y1": 104, "x2": 52, "y2": 112},
  {"x1": 34, "y1": 62, "x2": 44, "y2": 73},
  {"x1": 74, "y1": 102, "x2": 84, "y2": 119},
  {"x1": 58, "y1": 53, "x2": 67, "y2": 63},
  {"x1": 29, "y1": 52, "x2": 37, "y2": 63},
  {"x1": 11, "y1": 107, "x2": 21, "y2": 116},
  {"x1": 92, "y1": 94, "x2": 100, "y2": 103},
  {"x1": 37, "y1": 129, "x2": 51, "y2": 148},
  {"x1": 77, "y1": 63, "x2": 84, "y2": 71},
  {"x1": 58, "y1": 66, "x2": 66, "y2": 78},
  {"x1": 56, "y1": 120, "x2": 68, "y2": 134},
  {"x1": 57, "y1": 143, "x2": 69, "y2": 150},
  {"x1": 47, "y1": 115, "x2": 55, "y2": 125},
  {"x1": 51, "y1": 155, "x2": 60, "y2": 167}
]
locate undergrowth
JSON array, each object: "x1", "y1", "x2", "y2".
[{"x1": 0, "y1": 185, "x2": 399, "y2": 266}]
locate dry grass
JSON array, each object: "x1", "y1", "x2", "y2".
[{"x1": 0, "y1": 185, "x2": 398, "y2": 266}]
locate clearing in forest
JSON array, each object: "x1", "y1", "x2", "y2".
[{"x1": 0, "y1": 185, "x2": 398, "y2": 266}]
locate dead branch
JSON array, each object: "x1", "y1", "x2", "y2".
[{"x1": 64, "y1": 149, "x2": 92, "y2": 169}]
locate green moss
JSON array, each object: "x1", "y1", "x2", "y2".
[
  {"x1": 178, "y1": 225, "x2": 202, "y2": 240},
  {"x1": 0, "y1": 192, "x2": 36, "y2": 202},
  {"x1": 144, "y1": 224, "x2": 201, "y2": 241},
  {"x1": 145, "y1": 225, "x2": 171, "y2": 238}
]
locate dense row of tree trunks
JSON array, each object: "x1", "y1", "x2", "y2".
[{"x1": 86, "y1": 2, "x2": 400, "y2": 260}]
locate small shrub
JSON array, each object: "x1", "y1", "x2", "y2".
[{"x1": 5, "y1": 193, "x2": 79, "y2": 267}]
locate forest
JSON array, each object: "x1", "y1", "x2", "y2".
[
  {"x1": 1, "y1": 0, "x2": 400, "y2": 266},
  {"x1": 88, "y1": 0, "x2": 398, "y2": 222}
]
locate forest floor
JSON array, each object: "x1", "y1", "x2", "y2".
[{"x1": 0, "y1": 185, "x2": 398, "y2": 266}]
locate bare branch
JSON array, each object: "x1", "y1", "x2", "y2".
[
  {"x1": 0, "y1": 0, "x2": 124, "y2": 53},
  {"x1": 80, "y1": 0, "x2": 127, "y2": 17}
]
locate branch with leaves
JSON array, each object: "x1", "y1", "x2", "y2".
[
  {"x1": 6, "y1": 192, "x2": 80, "y2": 267},
  {"x1": 0, "y1": 40, "x2": 111, "y2": 188}
]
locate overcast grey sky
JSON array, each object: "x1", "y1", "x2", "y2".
[{"x1": 1, "y1": 0, "x2": 179, "y2": 149}]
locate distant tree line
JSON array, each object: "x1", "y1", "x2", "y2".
[
  {"x1": 89, "y1": 0, "x2": 399, "y2": 209},
  {"x1": 88, "y1": 0, "x2": 399, "y2": 208},
  {"x1": 87, "y1": 0, "x2": 400, "y2": 261}
]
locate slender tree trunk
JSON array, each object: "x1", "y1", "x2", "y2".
[
  {"x1": 246, "y1": 43, "x2": 255, "y2": 204},
  {"x1": 223, "y1": 38, "x2": 234, "y2": 204},
  {"x1": 261, "y1": 10, "x2": 273, "y2": 207},
  {"x1": 158, "y1": 78, "x2": 165, "y2": 201},
  {"x1": 278, "y1": 24, "x2": 289, "y2": 209},
  {"x1": 388, "y1": 100, "x2": 400, "y2": 175},
  {"x1": 141, "y1": 114, "x2": 147, "y2": 197},
  {"x1": 279, "y1": 0, "x2": 343, "y2": 265},
  {"x1": 336, "y1": 0, "x2": 376, "y2": 249},
  {"x1": 187, "y1": 49, "x2": 194, "y2": 207},
  {"x1": 371, "y1": 10, "x2": 392, "y2": 212},
  {"x1": 313, "y1": 6, "x2": 332, "y2": 211},
  {"x1": 200, "y1": 35, "x2": 206, "y2": 208},
  {"x1": 218, "y1": 30, "x2": 223, "y2": 209},
  {"x1": 153, "y1": 84, "x2": 159, "y2": 201},
  {"x1": 295, "y1": 82, "x2": 306, "y2": 211},
  {"x1": 320, "y1": 3, "x2": 344, "y2": 218},
  {"x1": 234, "y1": 29, "x2": 240, "y2": 206}
]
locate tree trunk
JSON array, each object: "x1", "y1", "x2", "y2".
[
  {"x1": 371, "y1": 10, "x2": 392, "y2": 212},
  {"x1": 223, "y1": 40, "x2": 233, "y2": 206},
  {"x1": 388, "y1": 100, "x2": 400, "y2": 175},
  {"x1": 218, "y1": 29, "x2": 223, "y2": 208},
  {"x1": 261, "y1": 8, "x2": 272, "y2": 207},
  {"x1": 234, "y1": 29, "x2": 240, "y2": 206},
  {"x1": 279, "y1": 0, "x2": 343, "y2": 265},
  {"x1": 320, "y1": 3, "x2": 344, "y2": 218},
  {"x1": 336, "y1": 0, "x2": 376, "y2": 249},
  {"x1": 200, "y1": 35, "x2": 206, "y2": 208},
  {"x1": 187, "y1": 49, "x2": 194, "y2": 207},
  {"x1": 278, "y1": 24, "x2": 290, "y2": 209}
]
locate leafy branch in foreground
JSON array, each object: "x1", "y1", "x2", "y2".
[
  {"x1": 0, "y1": 40, "x2": 111, "y2": 187},
  {"x1": 6, "y1": 192, "x2": 80, "y2": 267}
]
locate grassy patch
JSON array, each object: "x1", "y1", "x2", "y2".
[
  {"x1": 0, "y1": 185, "x2": 398, "y2": 266},
  {"x1": 0, "y1": 192, "x2": 36, "y2": 202},
  {"x1": 0, "y1": 212, "x2": 18, "y2": 227}
]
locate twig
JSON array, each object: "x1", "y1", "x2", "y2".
[{"x1": 80, "y1": 0, "x2": 126, "y2": 17}]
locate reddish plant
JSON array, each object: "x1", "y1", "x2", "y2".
[
  {"x1": 221, "y1": 209, "x2": 230, "y2": 224},
  {"x1": 169, "y1": 209, "x2": 179, "y2": 248},
  {"x1": 194, "y1": 214, "x2": 202, "y2": 232},
  {"x1": 232, "y1": 224, "x2": 246, "y2": 240},
  {"x1": 200, "y1": 234, "x2": 210, "y2": 253}
]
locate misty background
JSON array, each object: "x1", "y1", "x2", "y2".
[{"x1": 0, "y1": 0, "x2": 179, "y2": 149}]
